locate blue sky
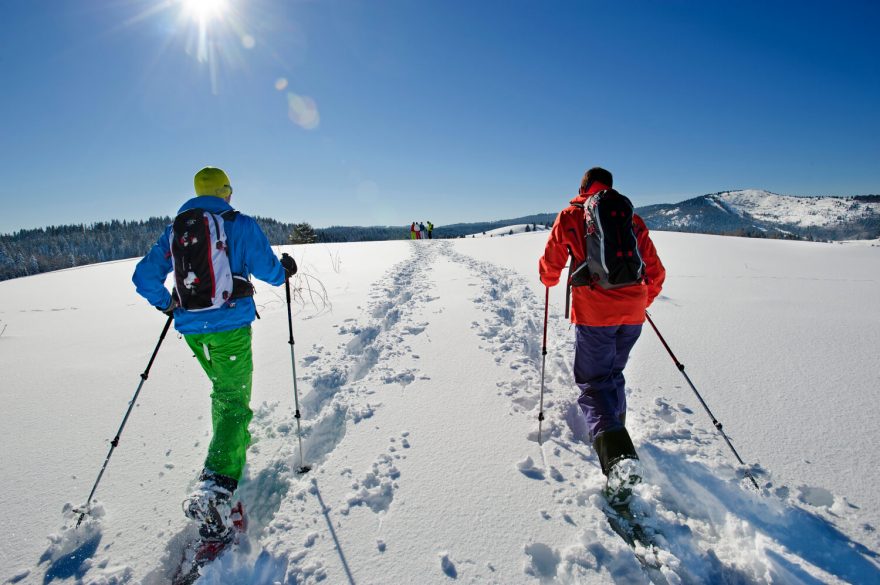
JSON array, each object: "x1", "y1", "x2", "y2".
[{"x1": 1, "y1": 0, "x2": 877, "y2": 233}]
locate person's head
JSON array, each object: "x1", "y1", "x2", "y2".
[
  {"x1": 194, "y1": 166, "x2": 233, "y2": 201},
  {"x1": 580, "y1": 167, "x2": 613, "y2": 193}
]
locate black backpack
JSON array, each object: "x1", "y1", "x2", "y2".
[
  {"x1": 170, "y1": 208, "x2": 253, "y2": 311},
  {"x1": 569, "y1": 189, "x2": 645, "y2": 290}
]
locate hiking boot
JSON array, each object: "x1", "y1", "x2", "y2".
[
  {"x1": 604, "y1": 457, "x2": 643, "y2": 507},
  {"x1": 593, "y1": 428, "x2": 638, "y2": 476},
  {"x1": 183, "y1": 471, "x2": 238, "y2": 540}
]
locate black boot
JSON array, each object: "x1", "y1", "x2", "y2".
[
  {"x1": 593, "y1": 428, "x2": 641, "y2": 506},
  {"x1": 593, "y1": 428, "x2": 638, "y2": 475}
]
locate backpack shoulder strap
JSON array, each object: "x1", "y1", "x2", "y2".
[
  {"x1": 564, "y1": 203, "x2": 587, "y2": 320},
  {"x1": 217, "y1": 208, "x2": 254, "y2": 298}
]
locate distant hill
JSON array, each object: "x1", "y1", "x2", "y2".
[
  {"x1": 635, "y1": 190, "x2": 880, "y2": 240},
  {"x1": 469, "y1": 224, "x2": 551, "y2": 238},
  {"x1": 433, "y1": 213, "x2": 557, "y2": 238}
]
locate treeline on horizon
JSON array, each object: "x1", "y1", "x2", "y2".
[
  {"x1": 0, "y1": 213, "x2": 557, "y2": 281},
  {"x1": 3, "y1": 201, "x2": 876, "y2": 282}
]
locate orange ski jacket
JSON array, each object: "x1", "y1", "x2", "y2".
[{"x1": 538, "y1": 182, "x2": 666, "y2": 326}]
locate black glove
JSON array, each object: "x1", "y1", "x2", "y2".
[
  {"x1": 158, "y1": 296, "x2": 179, "y2": 316},
  {"x1": 281, "y1": 253, "x2": 297, "y2": 278}
]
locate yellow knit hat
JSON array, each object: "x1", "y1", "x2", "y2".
[{"x1": 193, "y1": 166, "x2": 233, "y2": 198}]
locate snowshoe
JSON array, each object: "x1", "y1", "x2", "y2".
[
  {"x1": 182, "y1": 471, "x2": 237, "y2": 540},
  {"x1": 173, "y1": 501, "x2": 247, "y2": 585},
  {"x1": 604, "y1": 457, "x2": 643, "y2": 507}
]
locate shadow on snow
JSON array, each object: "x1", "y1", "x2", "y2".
[
  {"x1": 42, "y1": 533, "x2": 101, "y2": 584},
  {"x1": 641, "y1": 443, "x2": 880, "y2": 584}
]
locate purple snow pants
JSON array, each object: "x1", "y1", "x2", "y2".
[{"x1": 574, "y1": 324, "x2": 643, "y2": 440}]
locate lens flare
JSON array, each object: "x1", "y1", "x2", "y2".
[{"x1": 287, "y1": 93, "x2": 320, "y2": 130}]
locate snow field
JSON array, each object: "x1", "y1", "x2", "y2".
[
  {"x1": 469, "y1": 224, "x2": 550, "y2": 238},
  {"x1": 1, "y1": 232, "x2": 879, "y2": 584}
]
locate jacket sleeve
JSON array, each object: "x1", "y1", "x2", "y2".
[
  {"x1": 538, "y1": 210, "x2": 573, "y2": 287},
  {"x1": 634, "y1": 215, "x2": 665, "y2": 306},
  {"x1": 241, "y1": 216, "x2": 286, "y2": 286},
  {"x1": 132, "y1": 228, "x2": 174, "y2": 309}
]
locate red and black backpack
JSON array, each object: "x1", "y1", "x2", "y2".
[
  {"x1": 565, "y1": 190, "x2": 645, "y2": 313},
  {"x1": 169, "y1": 208, "x2": 253, "y2": 311}
]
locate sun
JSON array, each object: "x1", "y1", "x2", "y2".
[
  {"x1": 181, "y1": 0, "x2": 229, "y2": 23},
  {"x1": 175, "y1": 0, "x2": 236, "y2": 70},
  {"x1": 125, "y1": 0, "x2": 258, "y2": 93}
]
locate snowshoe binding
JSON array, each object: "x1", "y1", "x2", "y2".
[
  {"x1": 173, "y1": 471, "x2": 246, "y2": 585},
  {"x1": 173, "y1": 501, "x2": 246, "y2": 585}
]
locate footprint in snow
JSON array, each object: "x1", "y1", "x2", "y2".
[
  {"x1": 439, "y1": 552, "x2": 458, "y2": 579},
  {"x1": 523, "y1": 542, "x2": 560, "y2": 579},
  {"x1": 798, "y1": 485, "x2": 835, "y2": 508},
  {"x1": 517, "y1": 456, "x2": 545, "y2": 480},
  {"x1": 383, "y1": 370, "x2": 416, "y2": 387},
  {"x1": 341, "y1": 453, "x2": 400, "y2": 514}
]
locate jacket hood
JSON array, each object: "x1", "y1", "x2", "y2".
[
  {"x1": 570, "y1": 181, "x2": 611, "y2": 205},
  {"x1": 178, "y1": 195, "x2": 234, "y2": 215}
]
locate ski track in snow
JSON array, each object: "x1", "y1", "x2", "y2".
[
  {"x1": 435, "y1": 243, "x2": 880, "y2": 585},
  {"x1": 26, "y1": 239, "x2": 880, "y2": 584},
  {"x1": 190, "y1": 241, "x2": 438, "y2": 583},
  {"x1": 30, "y1": 242, "x2": 434, "y2": 585},
  {"x1": 187, "y1": 241, "x2": 434, "y2": 583}
]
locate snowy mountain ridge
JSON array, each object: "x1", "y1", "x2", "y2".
[{"x1": 637, "y1": 189, "x2": 880, "y2": 239}]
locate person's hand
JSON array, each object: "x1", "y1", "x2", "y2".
[
  {"x1": 281, "y1": 253, "x2": 297, "y2": 278},
  {"x1": 158, "y1": 296, "x2": 179, "y2": 316},
  {"x1": 540, "y1": 274, "x2": 558, "y2": 287}
]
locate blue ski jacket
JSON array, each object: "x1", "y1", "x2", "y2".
[{"x1": 132, "y1": 196, "x2": 286, "y2": 334}]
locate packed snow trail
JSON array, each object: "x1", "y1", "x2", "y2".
[
  {"x1": 199, "y1": 240, "x2": 878, "y2": 584},
  {"x1": 12, "y1": 237, "x2": 880, "y2": 584},
  {"x1": 434, "y1": 242, "x2": 879, "y2": 584}
]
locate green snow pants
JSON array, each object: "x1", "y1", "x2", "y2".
[{"x1": 184, "y1": 326, "x2": 254, "y2": 482}]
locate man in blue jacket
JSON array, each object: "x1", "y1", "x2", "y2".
[{"x1": 133, "y1": 166, "x2": 295, "y2": 541}]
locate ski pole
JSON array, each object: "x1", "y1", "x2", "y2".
[
  {"x1": 76, "y1": 315, "x2": 173, "y2": 527},
  {"x1": 283, "y1": 254, "x2": 311, "y2": 474},
  {"x1": 645, "y1": 312, "x2": 760, "y2": 490},
  {"x1": 537, "y1": 287, "x2": 549, "y2": 445}
]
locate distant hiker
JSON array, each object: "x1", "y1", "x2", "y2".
[
  {"x1": 427, "y1": 221, "x2": 434, "y2": 239},
  {"x1": 419, "y1": 222, "x2": 427, "y2": 240},
  {"x1": 410, "y1": 222, "x2": 416, "y2": 240},
  {"x1": 414, "y1": 221, "x2": 422, "y2": 240},
  {"x1": 539, "y1": 166, "x2": 665, "y2": 506},
  {"x1": 132, "y1": 166, "x2": 295, "y2": 543}
]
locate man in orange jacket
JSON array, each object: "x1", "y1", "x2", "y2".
[{"x1": 539, "y1": 167, "x2": 665, "y2": 505}]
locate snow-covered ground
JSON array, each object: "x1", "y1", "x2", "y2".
[
  {"x1": 469, "y1": 224, "x2": 550, "y2": 238},
  {"x1": 1, "y1": 232, "x2": 879, "y2": 584}
]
